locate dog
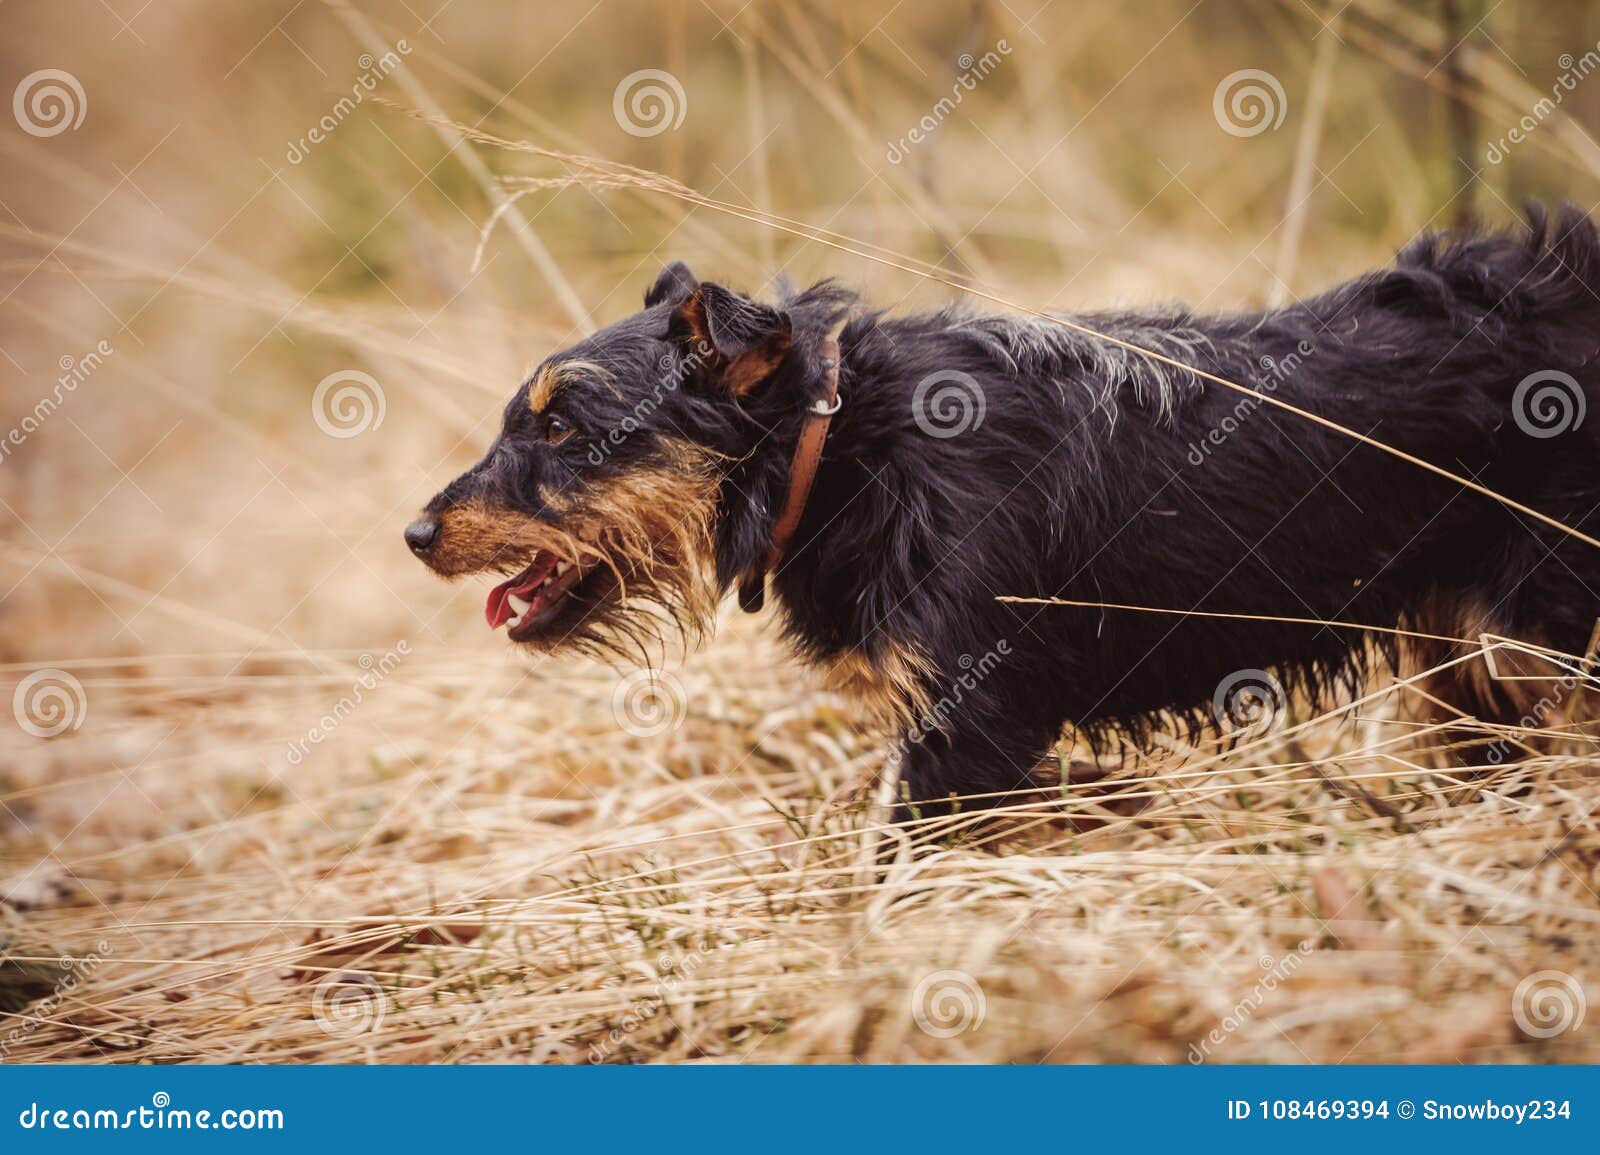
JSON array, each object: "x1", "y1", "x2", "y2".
[{"x1": 407, "y1": 204, "x2": 1600, "y2": 813}]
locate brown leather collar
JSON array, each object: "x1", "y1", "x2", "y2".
[{"x1": 738, "y1": 337, "x2": 842, "y2": 613}]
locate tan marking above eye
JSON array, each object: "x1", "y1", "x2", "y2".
[
  {"x1": 527, "y1": 364, "x2": 562, "y2": 413},
  {"x1": 526, "y1": 359, "x2": 617, "y2": 415}
]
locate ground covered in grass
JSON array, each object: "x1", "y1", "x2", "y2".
[{"x1": 4, "y1": 617, "x2": 1596, "y2": 1063}]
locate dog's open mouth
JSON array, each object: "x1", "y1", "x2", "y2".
[{"x1": 484, "y1": 552, "x2": 596, "y2": 641}]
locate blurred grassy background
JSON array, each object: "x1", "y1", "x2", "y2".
[
  {"x1": 2, "y1": 0, "x2": 1599, "y2": 1063},
  {"x1": 5, "y1": 0, "x2": 1600, "y2": 662}
]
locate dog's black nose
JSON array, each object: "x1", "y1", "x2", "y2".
[{"x1": 404, "y1": 516, "x2": 440, "y2": 555}]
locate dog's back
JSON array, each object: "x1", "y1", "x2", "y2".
[
  {"x1": 804, "y1": 205, "x2": 1600, "y2": 800},
  {"x1": 1026, "y1": 204, "x2": 1600, "y2": 749}
]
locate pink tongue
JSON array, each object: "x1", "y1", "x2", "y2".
[
  {"x1": 485, "y1": 563, "x2": 552, "y2": 629},
  {"x1": 485, "y1": 578, "x2": 521, "y2": 629}
]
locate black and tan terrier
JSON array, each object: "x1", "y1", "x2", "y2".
[{"x1": 408, "y1": 205, "x2": 1600, "y2": 812}]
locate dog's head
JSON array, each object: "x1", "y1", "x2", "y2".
[{"x1": 406, "y1": 261, "x2": 835, "y2": 657}]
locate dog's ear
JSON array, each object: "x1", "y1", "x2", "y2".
[
  {"x1": 644, "y1": 260, "x2": 699, "y2": 307},
  {"x1": 671, "y1": 282, "x2": 793, "y2": 397}
]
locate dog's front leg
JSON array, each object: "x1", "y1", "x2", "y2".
[{"x1": 895, "y1": 716, "x2": 1056, "y2": 821}]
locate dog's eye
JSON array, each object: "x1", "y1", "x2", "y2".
[{"x1": 544, "y1": 415, "x2": 574, "y2": 446}]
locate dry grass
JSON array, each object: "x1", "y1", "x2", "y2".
[
  {"x1": 3, "y1": 625, "x2": 1598, "y2": 1063},
  {"x1": 3, "y1": 0, "x2": 1600, "y2": 1064}
]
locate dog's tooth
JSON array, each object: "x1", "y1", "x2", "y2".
[
  {"x1": 555, "y1": 561, "x2": 572, "y2": 577},
  {"x1": 509, "y1": 595, "x2": 531, "y2": 615}
]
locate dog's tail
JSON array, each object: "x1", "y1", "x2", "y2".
[
  {"x1": 1397, "y1": 202, "x2": 1600, "y2": 343},
  {"x1": 1395, "y1": 204, "x2": 1600, "y2": 528}
]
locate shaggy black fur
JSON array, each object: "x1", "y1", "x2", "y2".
[{"x1": 413, "y1": 204, "x2": 1600, "y2": 812}]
